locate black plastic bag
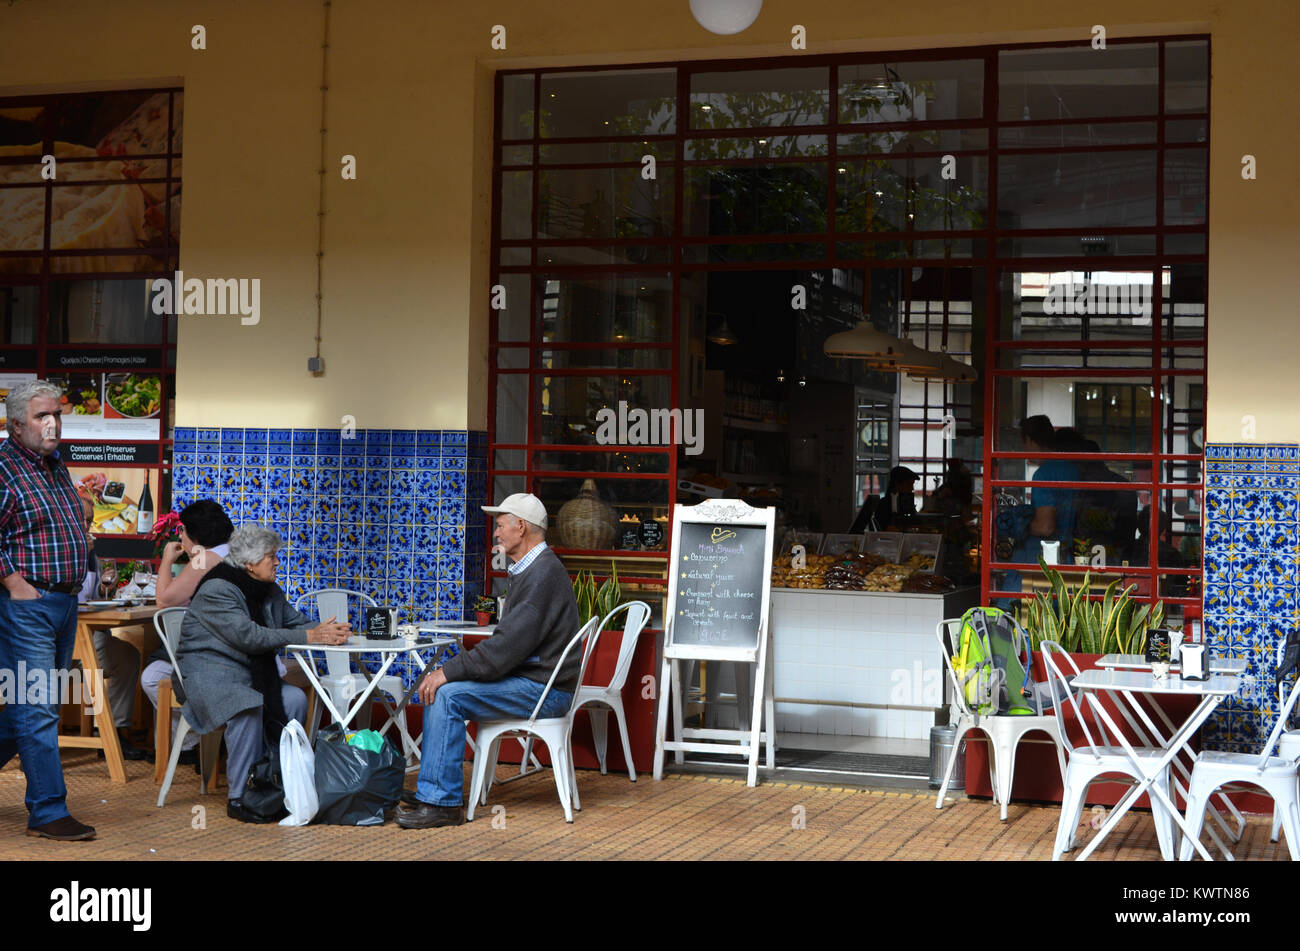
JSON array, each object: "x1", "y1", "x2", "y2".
[{"x1": 312, "y1": 727, "x2": 404, "y2": 826}]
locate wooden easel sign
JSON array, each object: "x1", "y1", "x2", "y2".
[{"x1": 653, "y1": 498, "x2": 776, "y2": 787}]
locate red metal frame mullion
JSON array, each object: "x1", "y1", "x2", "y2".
[
  {"x1": 981, "y1": 50, "x2": 998, "y2": 608},
  {"x1": 484, "y1": 68, "x2": 506, "y2": 593},
  {"x1": 667, "y1": 65, "x2": 689, "y2": 555},
  {"x1": 526, "y1": 72, "x2": 542, "y2": 504},
  {"x1": 1150, "y1": 42, "x2": 1167, "y2": 603}
]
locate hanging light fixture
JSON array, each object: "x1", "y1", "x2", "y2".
[
  {"x1": 823, "y1": 321, "x2": 907, "y2": 361},
  {"x1": 689, "y1": 0, "x2": 762, "y2": 34},
  {"x1": 707, "y1": 312, "x2": 739, "y2": 346},
  {"x1": 907, "y1": 348, "x2": 978, "y2": 383},
  {"x1": 888, "y1": 339, "x2": 947, "y2": 374}
]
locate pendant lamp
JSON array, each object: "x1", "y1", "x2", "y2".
[{"x1": 822, "y1": 321, "x2": 905, "y2": 361}]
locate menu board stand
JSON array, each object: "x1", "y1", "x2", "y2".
[{"x1": 652, "y1": 498, "x2": 776, "y2": 787}]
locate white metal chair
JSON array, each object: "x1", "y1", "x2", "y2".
[
  {"x1": 1184, "y1": 654, "x2": 1300, "y2": 860},
  {"x1": 154, "y1": 606, "x2": 225, "y2": 807},
  {"x1": 1270, "y1": 637, "x2": 1300, "y2": 844},
  {"x1": 934, "y1": 617, "x2": 1067, "y2": 820},
  {"x1": 466, "y1": 616, "x2": 602, "y2": 823},
  {"x1": 1040, "y1": 640, "x2": 1177, "y2": 861},
  {"x1": 294, "y1": 588, "x2": 403, "y2": 734},
  {"x1": 572, "y1": 601, "x2": 650, "y2": 781}
]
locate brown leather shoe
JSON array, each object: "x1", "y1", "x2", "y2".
[
  {"x1": 26, "y1": 816, "x2": 96, "y2": 841},
  {"x1": 395, "y1": 802, "x2": 464, "y2": 829}
]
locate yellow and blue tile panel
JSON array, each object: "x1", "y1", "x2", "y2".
[{"x1": 1202, "y1": 442, "x2": 1300, "y2": 752}]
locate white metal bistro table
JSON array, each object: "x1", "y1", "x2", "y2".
[
  {"x1": 287, "y1": 634, "x2": 458, "y2": 769},
  {"x1": 1095, "y1": 653, "x2": 1250, "y2": 853},
  {"x1": 1097, "y1": 653, "x2": 1247, "y2": 675},
  {"x1": 1069, "y1": 667, "x2": 1243, "y2": 862}
]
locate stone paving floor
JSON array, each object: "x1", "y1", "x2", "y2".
[{"x1": 0, "y1": 752, "x2": 1291, "y2": 861}]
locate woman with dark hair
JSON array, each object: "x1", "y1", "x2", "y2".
[
  {"x1": 177, "y1": 524, "x2": 349, "y2": 822},
  {"x1": 140, "y1": 499, "x2": 234, "y2": 762},
  {"x1": 155, "y1": 499, "x2": 235, "y2": 607}
]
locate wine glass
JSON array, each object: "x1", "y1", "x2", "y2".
[{"x1": 98, "y1": 559, "x2": 118, "y2": 600}]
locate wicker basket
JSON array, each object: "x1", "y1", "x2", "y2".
[{"x1": 557, "y1": 479, "x2": 618, "y2": 550}]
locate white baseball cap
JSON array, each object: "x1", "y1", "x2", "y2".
[{"x1": 482, "y1": 492, "x2": 548, "y2": 529}]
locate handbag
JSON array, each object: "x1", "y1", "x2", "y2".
[{"x1": 240, "y1": 725, "x2": 288, "y2": 822}]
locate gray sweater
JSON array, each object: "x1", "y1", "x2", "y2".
[
  {"x1": 441, "y1": 547, "x2": 581, "y2": 693},
  {"x1": 175, "y1": 578, "x2": 314, "y2": 734}
]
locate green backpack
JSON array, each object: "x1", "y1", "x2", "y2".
[{"x1": 952, "y1": 607, "x2": 1041, "y2": 718}]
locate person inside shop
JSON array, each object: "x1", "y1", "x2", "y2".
[
  {"x1": 923, "y1": 459, "x2": 974, "y2": 518},
  {"x1": 1053, "y1": 427, "x2": 1139, "y2": 565},
  {"x1": 1015, "y1": 415, "x2": 1079, "y2": 559},
  {"x1": 998, "y1": 416, "x2": 1080, "y2": 608},
  {"x1": 850, "y1": 465, "x2": 919, "y2": 533},
  {"x1": 77, "y1": 496, "x2": 151, "y2": 762},
  {"x1": 398, "y1": 492, "x2": 580, "y2": 830}
]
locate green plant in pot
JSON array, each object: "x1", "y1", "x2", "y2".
[
  {"x1": 573, "y1": 563, "x2": 622, "y2": 630},
  {"x1": 472, "y1": 595, "x2": 497, "y2": 626},
  {"x1": 1025, "y1": 555, "x2": 1163, "y2": 655},
  {"x1": 1072, "y1": 537, "x2": 1092, "y2": 566}
]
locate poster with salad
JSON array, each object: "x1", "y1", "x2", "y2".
[{"x1": 50, "y1": 372, "x2": 161, "y2": 440}]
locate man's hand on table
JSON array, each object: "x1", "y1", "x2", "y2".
[
  {"x1": 307, "y1": 616, "x2": 351, "y2": 645},
  {"x1": 3, "y1": 572, "x2": 40, "y2": 601},
  {"x1": 418, "y1": 667, "x2": 447, "y2": 705}
]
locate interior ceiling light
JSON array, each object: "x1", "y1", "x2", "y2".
[
  {"x1": 689, "y1": 0, "x2": 763, "y2": 35},
  {"x1": 823, "y1": 321, "x2": 906, "y2": 360},
  {"x1": 910, "y1": 350, "x2": 979, "y2": 383},
  {"x1": 708, "y1": 314, "x2": 739, "y2": 346}
]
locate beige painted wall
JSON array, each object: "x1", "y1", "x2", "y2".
[{"x1": 1, "y1": 0, "x2": 1296, "y2": 440}]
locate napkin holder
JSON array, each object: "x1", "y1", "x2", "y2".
[
  {"x1": 364, "y1": 606, "x2": 398, "y2": 639},
  {"x1": 1180, "y1": 643, "x2": 1208, "y2": 681}
]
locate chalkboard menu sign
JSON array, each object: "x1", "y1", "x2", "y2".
[
  {"x1": 670, "y1": 522, "x2": 767, "y2": 650},
  {"x1": 640, "y1": 519, "x2": 665, "y2": 550}
]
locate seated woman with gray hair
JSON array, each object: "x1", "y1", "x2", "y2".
[{"x1": 175, "y1": 524, "x2": 350, "y2": 823}]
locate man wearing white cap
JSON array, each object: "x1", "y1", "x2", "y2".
[{"x1": 397, "y1": 492, "x2": 580, "y2": 829}]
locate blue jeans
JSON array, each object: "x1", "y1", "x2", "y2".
[
  {"x1": 416, "y1": 676, "x2": 572, "y2": 807},
  {"x1": 0, "y1": 590, "x2": 78, "y2": 827}
]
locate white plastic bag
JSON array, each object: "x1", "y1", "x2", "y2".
[{"x1": 279, "y1": 719, "x2": 318, "y2": 827}]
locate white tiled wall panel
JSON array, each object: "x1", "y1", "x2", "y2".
[{"x1": 771, "y1": 588, "x2": 980, "y2": 741}]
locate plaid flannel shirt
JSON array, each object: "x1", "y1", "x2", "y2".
[{"x1": 0, "y1": 437, "x2": 89, "y2": 587}]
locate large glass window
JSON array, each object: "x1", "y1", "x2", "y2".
[
  {"x1": 491, "y1": 38, "x2": 1208, "y2": 621},
  {"x1": 0, "y1": 87, "x2": 182, "y2": 558}
]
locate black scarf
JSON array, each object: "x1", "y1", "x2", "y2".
[{"x1": 196, "y1": 561, "x2": 288, "y2": 732}]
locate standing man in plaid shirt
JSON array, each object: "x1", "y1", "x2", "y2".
[{"x1": 0, "y1": 380, "x2": 96, "y2": 841}]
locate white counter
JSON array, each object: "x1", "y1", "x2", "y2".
[{"x1": 770, "y1": 587, "x2": 980, "y2": 741}]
